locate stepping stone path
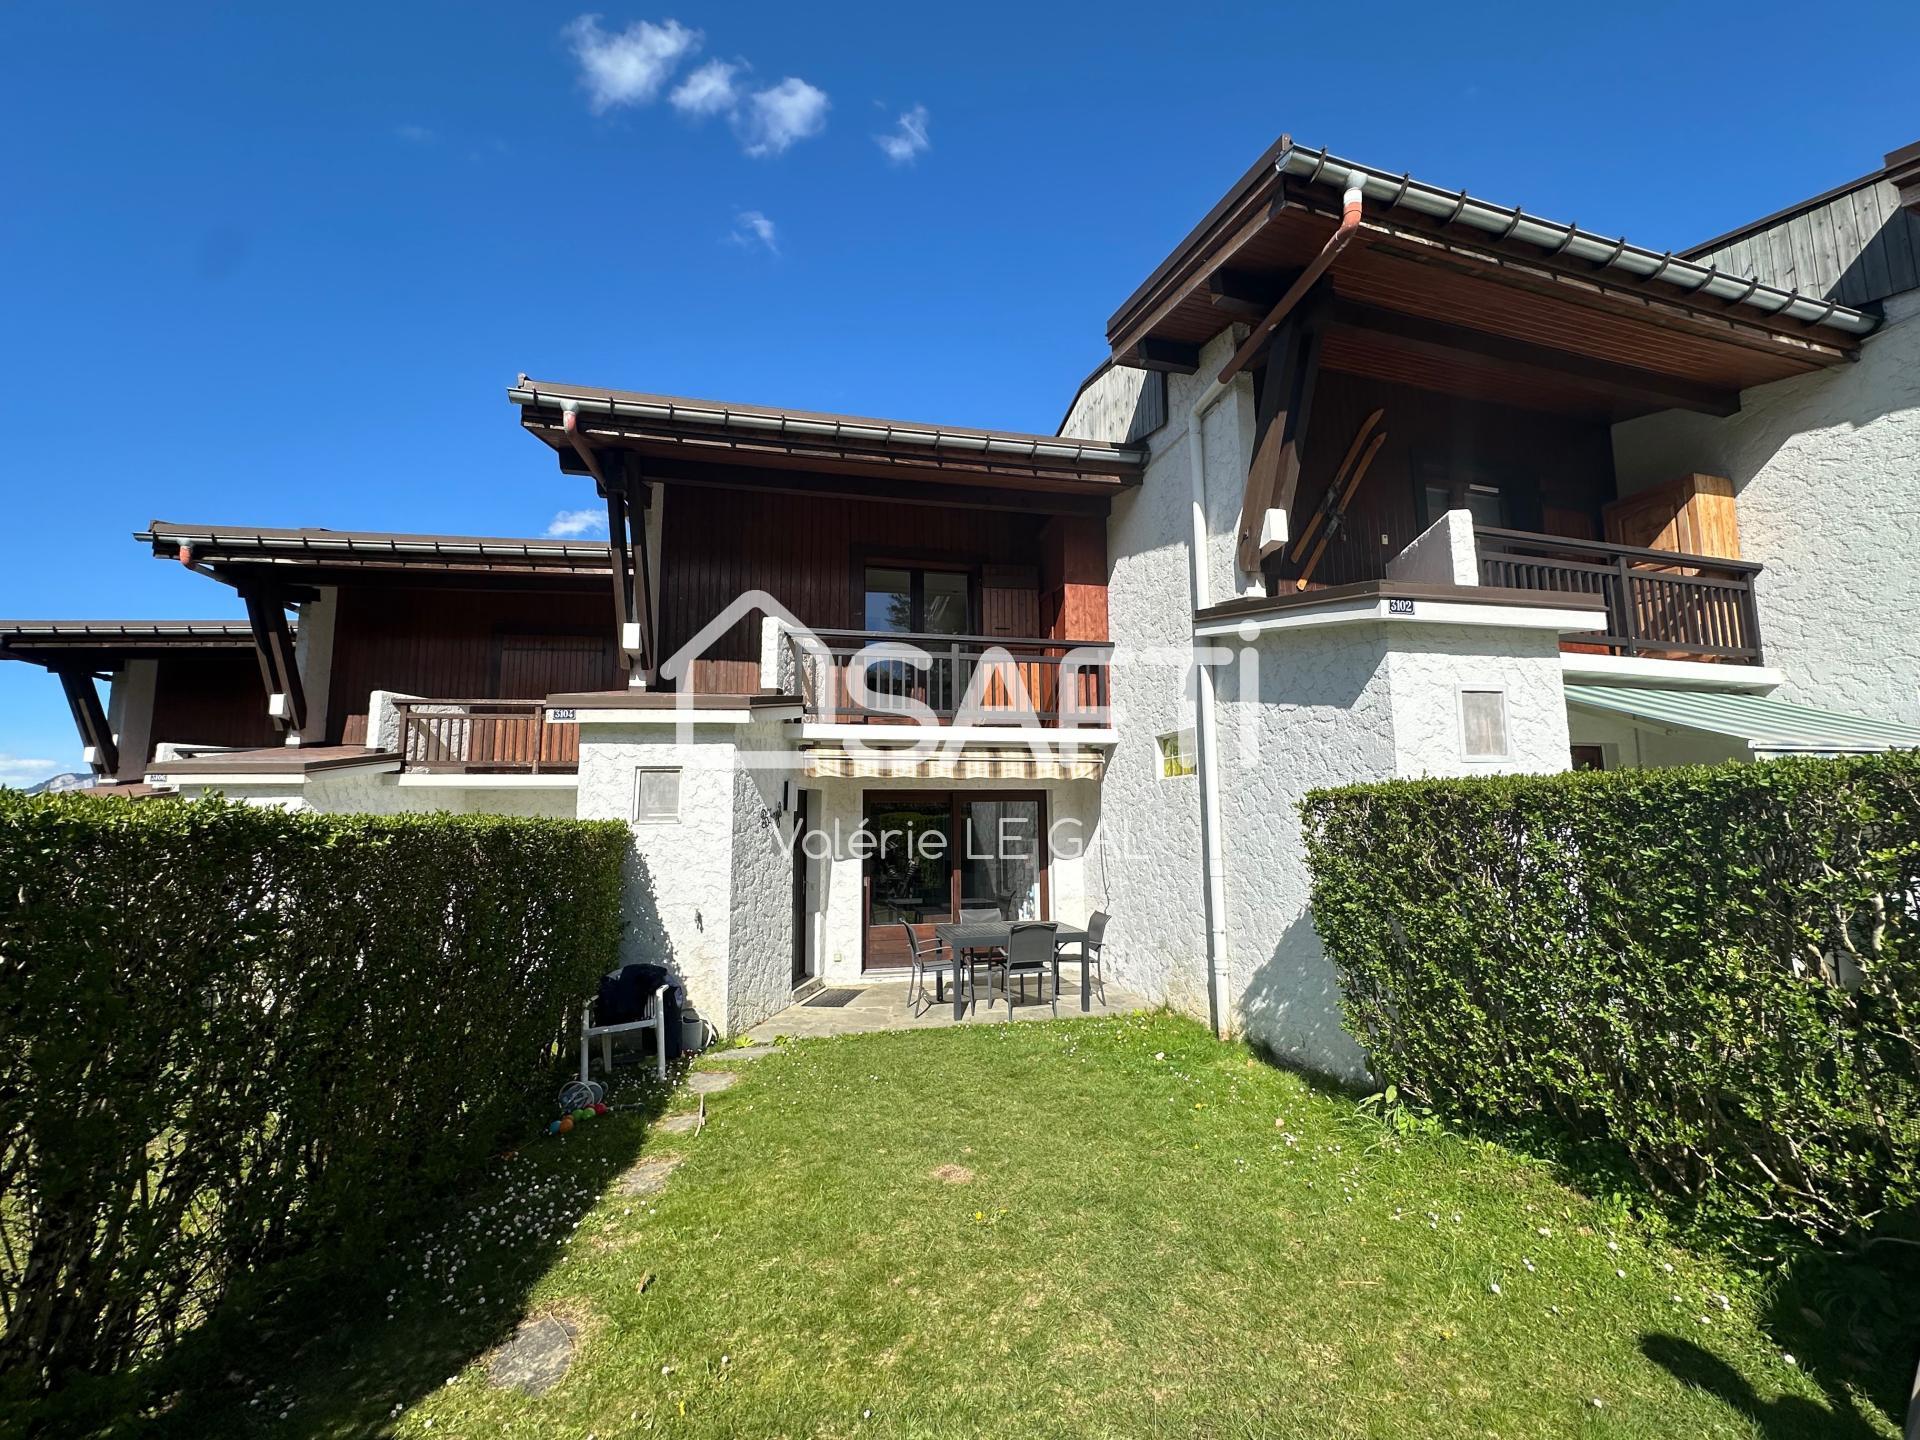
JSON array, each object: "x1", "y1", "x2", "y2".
[
  {"x1": 715, "y1": 1044, "x2": 776, "y2": 1061},
  {"x1": 488, "y1": 1315, "x2": 577, "y2": 1396},
  {"x1": 655, "y1": 1112, "x2": 700, "y2": 1134},
  {"x1": 686, "y1": 1070, "x2": 739, "y2": 1095},
  {"x1": 615, "y1": 1154, "x2": 683, "y2": 1197}
]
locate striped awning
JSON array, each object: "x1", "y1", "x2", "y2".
[
  {"x1": 1565, "y1": 684, "x2": 1920, "y2": 758},
  {"x1": 803, "y1": 745, "x2": 1106, "y2": 782}
]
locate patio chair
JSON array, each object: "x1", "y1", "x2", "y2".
[
  {"x1": 581, "y1": 965, "x2": 673, "y2": 1082},
  {"x1": 994, "y1": 921, "x2": 1060, "y2": 1017},
  {"x1": 902, "y1": 924, "x2": 972, "y2": 1017},
  {"x1": 1055, "y1": 910, "x2": 1110, "y2": 1005},
  {"x1": 956, "y1": 904, "x2": 1007, "y2": 968}
]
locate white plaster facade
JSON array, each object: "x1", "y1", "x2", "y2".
[{"x1": 1611, "y1": 290, "x2": 1920, "y2": 726}]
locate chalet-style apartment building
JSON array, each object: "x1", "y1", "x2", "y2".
[{"x1": 8, "y1": 137, "x2": 1919, "y2": 1076}]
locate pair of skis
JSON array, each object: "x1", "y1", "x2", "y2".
[{"x1": 1288, "y1": 407, "x2": 1386, "y2": 591}]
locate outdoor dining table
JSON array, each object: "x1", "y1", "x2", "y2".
[{"x1": 931, "y1": 920, "x2": 1091, "y2": 1021}]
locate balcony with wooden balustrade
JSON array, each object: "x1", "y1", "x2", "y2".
[
  {"x1": 785, "y1": 630, "x2": 1114, "y2": 728},
  {"x1": 391, "y1": 698, "x2": 579, "y2": 774}
]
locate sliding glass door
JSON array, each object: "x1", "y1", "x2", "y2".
[{"x1": 861, "y1": 792, "x2": 1047, "y2": 968}]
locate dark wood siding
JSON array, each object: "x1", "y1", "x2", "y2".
[
  {"x1": 1691, "y1": 176, "x2": 1920, "y2": 307},
  {"x1": 656, "y1": 486, "x2": 1060, "y2": 693},
  {"x1": 148, "y1": 651, "x2": 280, "y2": 752},
  {"x1": 327, "y1": 586, "x2": 618, "y2": 744},
  {"x1": 1274, "y1": 369, "x2": 1616, "y2": 589}
]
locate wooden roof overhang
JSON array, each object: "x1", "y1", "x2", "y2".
[
  {"x1": 0, "y1": 620, "x2": 261, "y2": 672},
  {"x1": 138, "y1": 522, "x2": 615, "y2": 596},
  {"x1": 511, "y1": 379, "x2": 1147, "y2": 517},
  {"x1": 1106, "y1": 139, "x2": 1876, "y2": 422}
]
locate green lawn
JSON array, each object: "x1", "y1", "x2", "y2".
[{"x1": 146, "y1": 1012, "x2": 1904, "y2": 1439}]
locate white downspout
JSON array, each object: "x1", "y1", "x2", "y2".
[
  {"x1": 1184, "y1": 170, "x2": 1363, "y2": 1036},
  {"x1": 1185, "y1": 373, "x2": 1234, "y2": 1037}
]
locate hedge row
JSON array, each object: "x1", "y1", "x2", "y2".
[
  {"x1": 1302, "y1": 754, "x2": 1920, "y2": 1248},
  {"x1": 0, "y1": 793, "x2": 628, "y2": 1400}
]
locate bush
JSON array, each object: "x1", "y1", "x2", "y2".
[
  {"x1": 0, "y1": 793, "x2": 627, "y2": 1402},
  {"x1": 1301, "y1": 755, "x2": 1920, "y2": 1249}
]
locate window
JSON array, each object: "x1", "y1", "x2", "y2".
[
  {"x1": 1458, "y1": 689, "x2": 1509, "y2": 760},
  {"x1": 1570, "y1": 744, "x2": 1607, "y2": 772},
  {"x1": 1157, "y1": 728, "x2": 1197, "y2": 779},
  {"x1": 862, "y1": 564, "x2": 972, "y2": 635},
  {"x1": 633, "y1": 767, "x2": 681, "y2": 823}
]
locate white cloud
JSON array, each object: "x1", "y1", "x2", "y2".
[
  {"x1": 736, "y1": 77, "x2": 829, "y2": 158},
  {"x1": 546, "y1": 508, "x2": 609, "y2": 539},
  {"x1": 728, "y1": 210, "x2": 778, "y2": 254},
  {"x1": 0, "y1": 753, "x2": 64, "y2": 788},
  {"x1": 670, "y1": 59, "x2": 741, "y2": 117},
  {"x1": 394, "y1": 123, "x2": 435, "y2": 144},
  {"x1": 563, "y1": 15, "x2": 701, "y2": 113},
  {"x1": 874, "y1": 104, "x2": 930, "y2": 164}
]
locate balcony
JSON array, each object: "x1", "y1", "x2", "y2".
[
  {"x1": 785, "y1": 630, "x2": 1114, "y2": 727},
  {"x1": 392, "y1": 699, "x2": 579, "y2": 773},
  {"x1": 1474, "y1": 528, "x2": 1763, "y2": 664}
]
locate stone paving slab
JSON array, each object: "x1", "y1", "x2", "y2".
[
  {"x1": 744, "y1": 978, "x2": 1146, "y2": 1044},
  {"x1": 488, "y1": 1315, "x2": 578, "y2": 1396},
  {"x1": 686, "y1": 1070, "x2": 739, "y2": 1095},
  {"x1": 655, "y1": 1112, "x2": 700, "y2": 1134},
  {"x1": 615, "y1": 1153, "x2": 683, "y2": 1197}
]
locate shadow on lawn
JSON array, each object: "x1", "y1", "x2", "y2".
[
  {"x1": 1640, "y1": 1334, "x2": 1886, "y2": 1440},
  {"x1": 126, "y1": 1061, "x2": 678, "y2": 1439},
  {"x1": 1238, "y1": 1045, "x2": 1920, "y2": 1436}
]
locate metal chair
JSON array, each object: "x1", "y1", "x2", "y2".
[
  {"x1": 902, "y1": 924, "x2": 971, "y2": 1016},
  {"x1": 1055, "y1": 911, "x2": 1109, "y2": 1005},
  {"x1": 994, "y1": 921, "x2": 1060, "y2": 1016}
]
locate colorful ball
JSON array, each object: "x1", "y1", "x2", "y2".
[
  {"x1": 573, "y1": 1107, "x2": 592, "y2": 1122},
  {"x1": 547, "y1": 1120, "x2": 562, "y2": 1135},
  {"x1": 592, "y1": 1102, "x2": 609, "y2": 1116},
  {"x1": 558, "y1": 1116, "x2": 574, "y2": 1134}
]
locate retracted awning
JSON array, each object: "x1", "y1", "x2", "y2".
[
  {"x1": 1565, "y1": 684, "x2": 1920, "y2": 759},
  {"x1": 803, "y1": 745, "x2": 1106, "y2": 782}
]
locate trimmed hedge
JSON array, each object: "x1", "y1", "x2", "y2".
[
  {"x1": 0, "y1": 793, "x2": 627, "y2": 1400},
  {"x1": 1302, "y1": 754, "x2": 1920, "y2": 1248}
]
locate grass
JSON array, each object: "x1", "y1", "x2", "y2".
[{"x1": 138, "y1": 1012, "x2": 1904, "y2": 1439}]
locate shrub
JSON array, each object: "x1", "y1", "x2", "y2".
[
  {"x1": 1301, "y1": 755, "x2": 1920, "y2": 1249},
  {"x1": 0, "y1": 793, "x2": 627, "y2": 1402}
]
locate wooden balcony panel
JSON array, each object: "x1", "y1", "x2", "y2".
[
  {"x1": 1474, "y1": 527, "x2": 1764, "y2": 664},
  {"x1": 394, "y1": 699, "x2": 579, "y2": 774},
  {"x1": 788, "y1": 630, "x2": 1114, "y2": 729}
]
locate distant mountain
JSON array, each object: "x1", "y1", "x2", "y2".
[{"x1": 21, "y1": 772, "x2": 94, "y2": 796}]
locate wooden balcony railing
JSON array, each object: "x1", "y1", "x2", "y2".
[
  {"x1": 1475, "y1": 527, "x2": 1764, "y2": 663},
  {"x1": 786, "y1": 630, "x2": 1113, "y2": 727},
  {"x1": 393, "y1": 699, "x2": 579, "y2": 773}
]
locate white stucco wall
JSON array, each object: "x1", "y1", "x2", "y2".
[
  {"x1": 1383, "y1": 625, "x2": 1571, "y2": 778},
  {"x1": 726, "y1": 718, "x2": 802, "y2": 1033},
  {"x1": 575, "y1": 724, "x2": 741, "y2": 1032},
  {"x1": 1611, "y1": 290, "x2": 1920, "y2": 725},
  {"x1": 1060, "y1": 331, "x2": 1261, "y2": 1015},
  {"x1": 1214, "y1": 616, "x2": 1574, "y2": 1081}
]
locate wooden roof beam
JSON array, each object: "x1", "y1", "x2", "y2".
[
  {"x1": 1127, "y1": 338, "x2": 1202, "y2": 374},
  {"x1": 1322, "y1": 297, "x2": 1742, "y2": 417}
]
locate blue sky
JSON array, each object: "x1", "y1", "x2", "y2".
[{"x1": 3, "y1": 1, "x2": 1917, "y2": 781}]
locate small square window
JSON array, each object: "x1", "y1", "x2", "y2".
[
  {"x1": 633, "y1": 767, "x2": 681, "y2": 823},
  {"x1": 1459, "y1": 689, "x2": 1509, "y2": 760},
  {"x1": 1157, "y1": 729, "x2": 1197, "y2": 779}
]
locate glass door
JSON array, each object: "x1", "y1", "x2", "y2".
[
  {"x1": 860, "y1": 793, "x2": 1049, "y2": 966},
  {"x1": 958, "y1": 797, "x2": 1043, "y2": 920},
  {"x1": 862, "y1": 795, "x2": 955, "y2": 969}
]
